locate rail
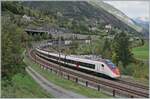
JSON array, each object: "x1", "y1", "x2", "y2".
[{"x1": 27, "y1": 49, "x2": 149, "y2": 98}]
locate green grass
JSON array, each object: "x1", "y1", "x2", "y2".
[
  {"x1": 132, "y1": 42, "x2": 149, "y2": 60},
  {"x1": 23, "y1": 54, "x2": 111, "y2": 98},
  {"x1": 1, "y1": 73, "x2": 53, "y2": 98},
  {"x1": 1, "y1": 50, "x2": 53, "y2": 98}
]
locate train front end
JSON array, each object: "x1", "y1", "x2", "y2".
[{"x1": 105, "y1": 60, "x2": 120, "y2": 78}]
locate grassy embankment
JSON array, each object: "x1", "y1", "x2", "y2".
[
  {"x1": 23, "y1": 53, "x2": 111, "y2": 98},
  {"x1": 1, "y1": 51, "x2": 53, "y2": 98},
  {"x1": 132, "y1": 41, "x2": 149, "y2": 60},
  {"x1": 1, "y1": 73, "x2": 53, "y2": 98}
]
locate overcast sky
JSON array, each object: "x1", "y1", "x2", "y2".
[{"x1": 104, "y1": 1, "x2": 149, "y2": 19}]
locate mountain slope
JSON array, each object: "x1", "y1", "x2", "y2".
[
  {"x1": 88, "y1": 0, "x2": 143, "y2": 32},
  {"x1": 22, "y1": 1, "x2": 143, "y2": 37}
]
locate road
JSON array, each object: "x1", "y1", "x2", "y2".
[{"x1": 26, "y1": 66, "x2": 87, "y2": 98}]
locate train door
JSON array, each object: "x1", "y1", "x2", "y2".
[
  {"x1": 96, "y1": 64, "x2": 99, "y2": 71},
  {"x1": 96, "y1": 64, "x2": 101, "y2": 73},
  {"x1": 100, "y1": 63, "x2": 105, "y2": 74}
]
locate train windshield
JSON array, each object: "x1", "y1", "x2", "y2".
[{"x1": 105, "y1": 60, "x2": 116, "y2": 69}]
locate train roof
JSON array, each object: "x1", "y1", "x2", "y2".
[{"x1": 36, "y1": 48, "x2": 108, "y2": 64}]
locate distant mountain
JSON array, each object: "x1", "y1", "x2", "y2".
[
  {"x1": 22, "y1": 1, "x2": 144, "y2": 37},
  {"x1": 135, "y1": 17, "x2": 149, "y2": 22},
  {"x1": 88, "y1": 0, "x2": 143, "y2": 33},
  {"x1": 132, "y1": 17, "x2": 149, "y2": 37},
  {"x1": 133, "y1": 17, "x2": 149, "y2": 29}
]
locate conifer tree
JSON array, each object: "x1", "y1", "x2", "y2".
[{"x1": 112, "y1": 32, "x2": 133, "y2": 67}]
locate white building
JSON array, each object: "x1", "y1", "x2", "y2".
[
  {"x1": 85, "y1": 40, "x2": 91, "y2": 44},
  {"x1": 65, "y1": 40, "x2": 72, "y2": 45},
  {"x1": 22, "y1": 15, "x2": 31, "y2": 21},
  {"x1": 105, "y1": 24, "x2": 112, "y2": 29}
]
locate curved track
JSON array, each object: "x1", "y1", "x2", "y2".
[
  {"x1": 39, "y1": 48, "x2": 149, "y2": 90},
  {"x1": 28, "y1": 49, "x2": 149, "y2": 98}
]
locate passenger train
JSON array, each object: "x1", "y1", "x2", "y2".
[{"x1": 35, "y1": 48, "x2": 120, "y2": 78}]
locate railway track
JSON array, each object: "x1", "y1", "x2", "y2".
[
  {"x1": 28, "y1": 49, "x2": 149, "y2": 98},
  {"x1": 38, "y1": 48, "x2": 149, "y2": 91},
  {"x1": 117, "y1": 79, "x2": 149, "y2": 91}
]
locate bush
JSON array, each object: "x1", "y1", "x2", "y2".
[{"x1": 118, "y1": 61, "x2": 149, "y2": 80}]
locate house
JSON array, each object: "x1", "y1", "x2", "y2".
[{"x1": 22, "y1": 15, "x2": 31, "y2": 21}]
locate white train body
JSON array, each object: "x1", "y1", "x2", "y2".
[{"x1": 36, "y1": 48, "x2": 120, "y2": 78}]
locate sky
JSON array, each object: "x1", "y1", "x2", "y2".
[{"x1": 104, "y1": 1, "x2": 149, "y2": 19}]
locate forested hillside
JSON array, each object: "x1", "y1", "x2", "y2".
[
  {"x1": 2, "y1": 1, "x2": 27, "y2": 79},
  {"x1": 1, "y1": 1, "x2": 52, "y2": 97},
  {"x1": 22, "y1": 1, "x2": 143, "y2": 37}
]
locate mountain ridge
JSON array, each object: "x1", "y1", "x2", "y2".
[{"x1": 88, "y1": 0, "x2": 143, "y2": 33}]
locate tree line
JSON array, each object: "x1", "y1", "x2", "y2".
[{"x1": 1, "y1": 1, "x2": 34, "y2": 81}]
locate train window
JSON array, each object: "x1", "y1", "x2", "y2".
[
  {"x1": 101, "y1": 64, "x2": 104, "y2": 67},
  {"x1": 65, "y1": 59, "x2": 76, "y2": 64},
  {"x1": 37, "y1": 51, "x2": 95, "y2": 69},
  {"x1": 78, "y1": 61, "x2": 95, "y2": 69},
  {"x1": 105, "y1": 60, "x2": 116, "y2": 69}
]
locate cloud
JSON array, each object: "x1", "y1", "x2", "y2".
[{"x1": 104, "y1": 1, "x2": 149, "y2": 18}]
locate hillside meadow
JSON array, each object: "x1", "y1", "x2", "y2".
[{"x1": 132, "y1": 41, "x2": 149, "y2": 60}]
